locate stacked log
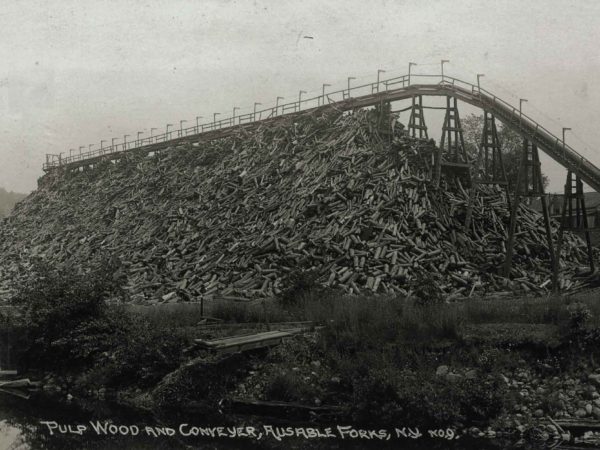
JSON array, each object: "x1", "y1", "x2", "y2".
[{"x1": 0, "y1": 109, "x2": 594, "y2": 304}]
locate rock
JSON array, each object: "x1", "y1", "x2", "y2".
[
  {"x1": 593, "y1": 406, "x2": 600, "y2": 419},
  {"x1": 310, "y1": 361, "x2": 321, "y2": 368},
  {"x1": 465, "y1": 369, "x2": 477, "y2": 380},
  {"x1": 314, "y1": 398, "x2": 321, "y2": 406},
  {"x1": 533, "y1": 409, "x2": 544, "y2": 418},
  {"x1": 582, "y1": 431, "x2": 595, "y2": 440},
  {"x1": 589, "y1": 373, "x2": 600, "y2": 387},
  {"x1": 446, "y1": 373, "x2": 463, "y2": 383},
  {"x1": 436, "y1": 365, "x2": 449, "y2": 376},
  {"x1": 575, "y1": 408, "x2": 587, "y2": 418},
  {"x1": 586, "y1": 404, "x2": 593, "y2": 415},
  {"x1": 330, "y1": 376, "x2": 341, "y2": 384}
]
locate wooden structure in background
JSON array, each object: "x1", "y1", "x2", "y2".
[
  {"x1": 503, "y1": 140, "x2": 555, "y2": 281},
  {"x1": 554, "y1": 171, "x2": 596, "y2": 283}
]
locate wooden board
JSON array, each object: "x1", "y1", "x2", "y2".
[{"x1": 195, "y1": 329, "x2": 300, "y2": 354}]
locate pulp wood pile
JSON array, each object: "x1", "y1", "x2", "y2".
[{"x1": 0, "y1": 109, "x2": 594, "y2": 304}]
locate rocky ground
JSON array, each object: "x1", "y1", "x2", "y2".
[
  {"x1": 225, "y1": 308, "x2": 600, "y2": 448},
  {"x1": 21, "y1": 321, "x2": 600, "y2": 448}
]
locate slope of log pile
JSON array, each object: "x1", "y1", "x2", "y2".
[{"x1": 0, "y1": 109, "x2": 594, "y2": 304}]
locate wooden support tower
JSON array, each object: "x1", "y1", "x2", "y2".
[
  {"x1": 553, "y1": 171, "x2": 595, "y2": 288},
  {"x1": 465, "y1": 112, "x2": 511, "y2": 227},
  {"x1": 375, "y1": 100, "x2": 394, "y2": 142},
  {"x1": 407, "y1": 95, "x2": 428, "y2": 139},
  {"x1": 503, "y1": 139, "x2": 555, "y2": 281},
  {"x1": 478, "y1": 112, "x2": 510, "y2": 187},
  {"x1": 434, "y1": 96, "x2": 471, "y2": 187}
]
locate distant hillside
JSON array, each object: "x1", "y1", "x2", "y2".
[{"x1": 0, "y1": 187, "x2": 27, "y2": 218}]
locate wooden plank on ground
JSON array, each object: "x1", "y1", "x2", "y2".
[{"x1": 195, "y1": 329, "x2": 303, "y2": 354}]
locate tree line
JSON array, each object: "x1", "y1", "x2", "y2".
[{"x1": 0, "y1": 187, "x2": 27, "y2": 218}]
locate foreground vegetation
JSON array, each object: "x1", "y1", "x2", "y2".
[{"x1": 2, "y1": 263, "x2": 600, "y2": 440}]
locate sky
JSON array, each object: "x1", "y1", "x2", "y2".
[{"x1": 0, "y1": 0, "x2": 599, "y2": 193}]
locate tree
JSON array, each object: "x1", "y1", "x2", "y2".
[
  {"x1": 461, "y1": 114, "x2": 548, "y2": 192},
  {"x1": 0, "y1": 187, "x2": 27, "y2": 218}
]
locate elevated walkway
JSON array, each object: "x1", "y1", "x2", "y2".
[{"x1": 43, "y1": 74, "x2": 600, "y2": 194}]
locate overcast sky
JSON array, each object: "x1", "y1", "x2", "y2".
[{"x1": 1, "y1": 0, "x2": 599, "y2": 193}]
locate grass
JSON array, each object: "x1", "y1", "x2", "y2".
[
  {"x1": 126, "y1": 288, "x2": 600, "y2": 344},
  {"x1": 462, "y1": 291, "x2": 600, "y2": 326},
  {"x1": 295, "y1": 293, "x2": 462, "y2": 350},
  {"x1": 126, "y1": 299, "x2": 293, "y2": 328}
]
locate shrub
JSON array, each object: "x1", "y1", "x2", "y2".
[
  {"x1": 457, "y1": 377, "x2": 506, "y2": 421},
  {"x1": 567, "y1": 302, "x2": 592, "y2": 331},
  {"x1": 153, "y1": 353, "x2": 247, "y2": 410},
  {"x1": 264, "y1": 372, "x2": 315, "y2": 403},
  {"x1": 351, "y1": 374, "x2": 402, "y2": 425},
  {"x1": 538, "y1": 391, "x2": 564, "y2": 417},
  {"x1": 351, "y1": 369, "x2": 506, "y2": 427},
  {"x1": 279, "y1": 269, "x2": 322, "y2": 305},
  {"x1": 99, "y1": 319, "x2": 187, "y2": 388},
  {"x1": 412, "y1": 271, "x2": 443, "y2": 306},
  {"x1": 11, "y1": 260, "x2": 128, "y2": 371},
  {"x1": 11, "y1": 260, "x2": 187, "y2": 389}
]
